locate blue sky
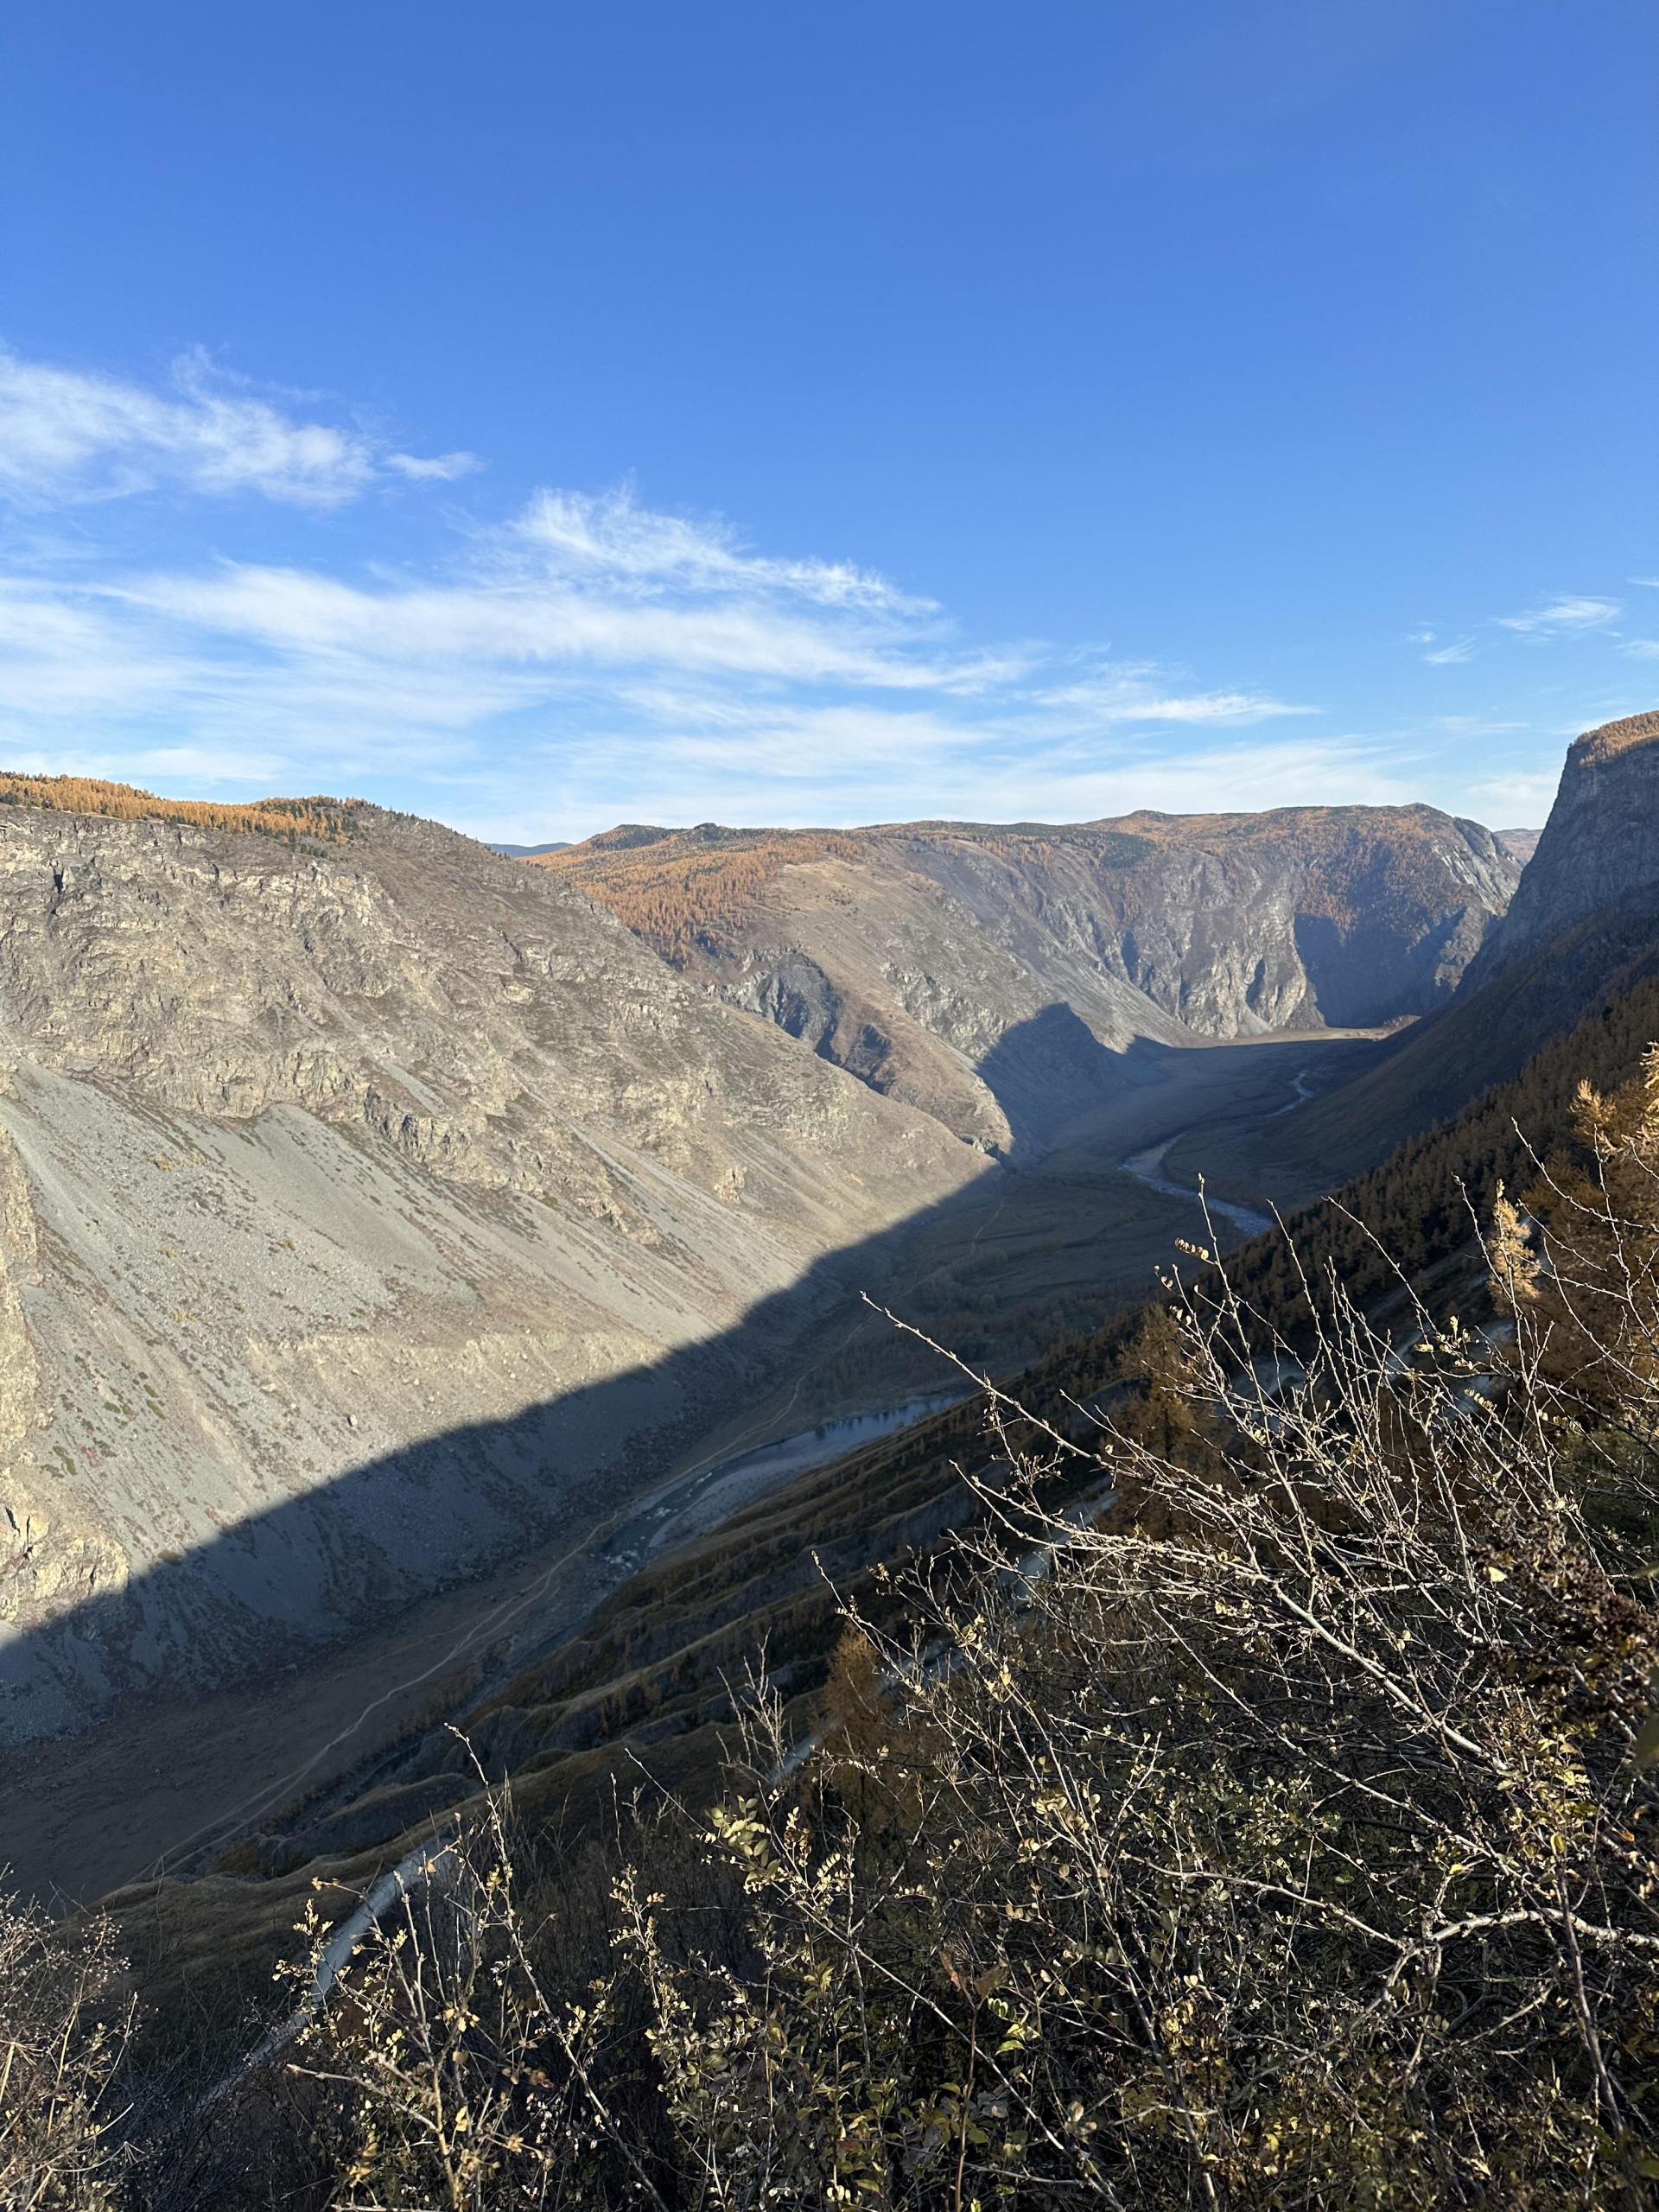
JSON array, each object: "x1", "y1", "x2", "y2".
[{"x1": 0, "y1": 1, "x2": 1653, "y2": 842}]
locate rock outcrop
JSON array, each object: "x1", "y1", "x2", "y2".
[
  {"x1": 1463, "y1": 712, "x2": 1659, "y2": 988},
  {"x1": 1245, "y1": 710, "x2": 1659, "y2": 1198}
]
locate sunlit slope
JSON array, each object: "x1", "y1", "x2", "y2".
[
  {"x1": 0, "y1": 770, "x2": 359, "y2": 844},
  {"x1": 0, "y1": 795, "x2": 988, "y2": 1738},
  {"x1": 540, "y1": 808, "x2": 1517, "y2": 1153}
]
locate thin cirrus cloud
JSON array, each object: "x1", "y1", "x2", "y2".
[
  {"x1": 0, "y1": 347, "x2": 477, "y2": 509},
  {"x1": 0, "y1": 344, "x2": 1363, "y2": 834},
  {"x1": 65, "y1": 531, "x2": 1321, "y2": 824},
  {"x1": 1495, "y1": 595, "x2": 1622, "y2": 636},
  {"x1": 505, "y1": 486, "x2": 923, "y2": 613},
  {"x1": 1033, "y1": 668, "x2": 1312, "y2": 726},
  {"x1": 1408, "y1": 627, "x2": 1475, "y2": 666},
  {"x1": 1417, "y1": 594, "x2": 1640, "y2": 672},
  {"x1": 510, "y1": 705, "x2": 1410, "y2": 833}
]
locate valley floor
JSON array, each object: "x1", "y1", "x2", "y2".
[{"x1": 4, "y1": 1026, "x2": 1388, "y2": 1909}]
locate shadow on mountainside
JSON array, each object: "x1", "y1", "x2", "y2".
[
  {"x1": 1248, "y1": 888, "x2": 1659, "y2": 1200},
  {"x1": 1290, "y1": 904, "x2": 1487, "y2": 1029},
  {"x1": 974, "y1": 1001, "x2": 1161, "y2": 1157},
  {"x1": 0, "y1": 1012, "x2": 1362, "y2": 1904}
]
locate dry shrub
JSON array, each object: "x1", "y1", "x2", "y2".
[
  {"x1": 0, "y1": 1885, "x2": 129, "y2": 2209},
  {"x1": 1492, "y1": 1040, "x2": 1659, "y2": 1538},
  {"x1": 605, "y1": 1166, "x2": 1659, "y2": 2204},
  {"x1": 283, "y1": 1791, "x2": 712, "y2": 2210},
  {"x1": 301, "y1": 1239, "x2": 1659, "y2": 2204},
  {"x1": 108, "y1": 1050, "x2": 1659, "y2": 2204}
]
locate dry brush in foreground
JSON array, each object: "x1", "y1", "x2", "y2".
[{"x1": 12, "y1": 1057, "x2": 1659, "y2": 2207}]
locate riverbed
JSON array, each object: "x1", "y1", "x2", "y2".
[
  {"x1": 597, "y1": 1392, "x2": 969, "y2": 1568},
  {"x1": 1119, "y1": 1136, "x2": 1274, "y2": 1239}
]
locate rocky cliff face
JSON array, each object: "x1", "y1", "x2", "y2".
[
  {"x1": 1463, "y1": 712, "x2": 1659, "y2": 988},
  {"x1": 543, "y1": 809, "x2": 1518, "y2": 1153},
  {"x1": 1241, "y1": 710, "x2": 1659, "y2": 1199},
  {"x1": 899, "y1": 807, "x2": 1514, "y2": 1031},
  {"x1": 0, "y1": 801, "x2": 987, "y2": 1738}
]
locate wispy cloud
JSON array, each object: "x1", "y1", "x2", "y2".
[
  {"x1": 509, "y1": 709, "x2": 1408, "y2": 835},
  {"x1": 1465, "y1": 769, "x2": 1559, "y2": 822},
  {"x1": 505, "y1": 486, "x2": 921, "y2": 612},
  {"x1": 0, "y1": 484, "x2": 1338, "y2": 832},
  {"x1": 1417, "y1": 588, "x2": 1656, "y2": 665},
  {"x1": 1497, "y1": 594, "x2": 1622, "y2": 636},
  {"x1": 1433, "y1": 715, "x2": 1522, "y2": 736},
  {"x1": 1033, "y1": 664, "x2": 1315, "y2": 726},
  {"x1": 0, "y1": 343, "x2": 1388, "y2": 837},
  {"x1": 0, "y1": 347, "x2": 475, "y2": 509},
  {"x1": 384, "y1": 450, "x2": 481, "y2": 484}
]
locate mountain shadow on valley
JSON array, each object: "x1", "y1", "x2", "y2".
[
  {"x1": 972, "y1": 1000, "x2": 1155, "y2": 1158},
  {"x1": 0, "y1": 1005, "x2": 1274, "y2": 1892}
]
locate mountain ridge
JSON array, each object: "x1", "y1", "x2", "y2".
[{"x1": 539, "y1": 803, "x2": 1518, "y2": 1157}]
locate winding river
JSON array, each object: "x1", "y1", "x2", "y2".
[{"x1": 1119, "y1": 1136, "x2": 1274, "y2": 1240}]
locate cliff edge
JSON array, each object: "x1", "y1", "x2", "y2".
[{"x1": 1463, "y1": 710, "x2": 1659, "y2": 988}]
